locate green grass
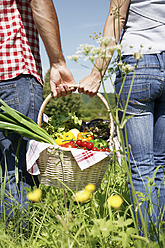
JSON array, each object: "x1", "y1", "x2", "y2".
[{"x1": 0, "y1": 154, "x2": 165, "y2": 248}]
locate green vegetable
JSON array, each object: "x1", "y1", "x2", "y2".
[
  {"x1": 86, "y1": 119, "x2": 111, "y2": 140},
  {"x1": 0, "y1": 99, "x2": 56, "y2": 145},
  {"x1": 42, "y1": 112, "x2": 82, "y2": 139},
  {"x1": 90, "y1": 138, "x2": 108, "y2": 149}
]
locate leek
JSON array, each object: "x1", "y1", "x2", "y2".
[{"x1": 0, "y1": 99, "x2": 56, "y2": 145}]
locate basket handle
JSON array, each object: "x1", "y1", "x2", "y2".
[{"x1": 37, "y1": 84, "x2": 115, "y2": 151}]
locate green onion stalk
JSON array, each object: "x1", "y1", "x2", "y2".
[{"x1": 0, "y1": 99, "x2": 56, "y2": 145}]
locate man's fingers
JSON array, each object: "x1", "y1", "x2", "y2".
[
  {"x1": 51, "y1": 84, "x2": 74, "y2": 97},
  {"x1": 50, "y1": 82, "x2": 58, "y2": 97}
]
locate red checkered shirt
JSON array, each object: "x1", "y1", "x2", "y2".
[{"x1": 0, "y1": 0, "x2": 43, "y2": 84}]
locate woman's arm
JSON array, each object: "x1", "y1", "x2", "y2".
[{"x1": 78, "y1": 0, "x2": 130, "y2": 97}]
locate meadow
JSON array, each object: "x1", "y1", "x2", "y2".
[
  {"x1": 1, "y1": 29, "x2": 165, "y2": 248},
  {"x1": 0, "y1": 156, "x2": 150, "y2": 248},
  {"x1": 1, "y1": 153, "x2": 165, "y2": 248}
]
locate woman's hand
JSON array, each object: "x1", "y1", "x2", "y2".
[{"x1": 78, "y1": 72, "x2": 101, "y2": 97}]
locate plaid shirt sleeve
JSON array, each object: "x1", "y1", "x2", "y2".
[{"x1": 0, "y1": 0, "x2": 43, "y2": 84}]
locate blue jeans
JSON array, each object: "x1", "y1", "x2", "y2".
[
  {"x1": 115, "y1": 53, "x2": 165, "y2": 233},
  {"x1": 0, "y1": 75, "x2": 43, "y2": 227}
]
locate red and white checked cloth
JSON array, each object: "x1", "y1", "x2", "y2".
[
  {"x1": 0, "y1": 0, "x2": 42, "y2": 83},
  {"x1": 26, "y1": 140, "x2": 111, "y2": 174},
  {"x1": 26, "y1": 138, "x2": 121, "y2": 175},
  {"x1": 70, "y1": 148, "x2": 110, "y2": 170},
  {"x1": 26, "y1": 140, "x2": 51, "y2": 175}
]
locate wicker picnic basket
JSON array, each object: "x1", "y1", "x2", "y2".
[{"x1": 37, "y1": 86, "x2": 115, "y2": 191}]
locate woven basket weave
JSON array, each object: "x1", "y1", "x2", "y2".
[{"x1": 37, "y1": 86, "x2": 114, "y2": 191}]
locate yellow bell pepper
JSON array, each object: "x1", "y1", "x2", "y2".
[{"x1": 55, "y1": 131, "x2": 75, "y2": 145}]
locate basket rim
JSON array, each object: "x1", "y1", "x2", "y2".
[{"x1": 37, "y1": 84, "x2": 115, "y2": 152}]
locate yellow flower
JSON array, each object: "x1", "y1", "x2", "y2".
[
  {"x1": 27, "y1": 188, "x2": 42, "y2": 202},
  {"x1": 73, "y1": 189, "x2": 92, "y2": 203},
  {"x1": 85, "y1": 183, "x2": 96, "y2": 193},
  {"x1": 107, "y1": 194, "x2": 123, "y2": 209}
]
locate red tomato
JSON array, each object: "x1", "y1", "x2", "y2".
[
  {"x1": 86, "y1": 142, "x2": 94, "y2": 150},
  {"x1": 98, "y1": 148, "x2": 104, "y2": 152},
  {"x1": 92, "y1": 147, "x2": 98, "y2": 151},
  {"x1": 76, "y1": 140, "x2": 82, "y2": 147},
  {"x1": 82, "y1": 141, "x2": 88, "y2": 147},
  {"x1": 103, "y1": 147, "x2": 110, "y2": 152},
  {"x1": 61, "y1": 142, "x2": 77, "y2": 148},
  {"x1": 70, "y1": 141, "x2": 76, "y2": 145}
]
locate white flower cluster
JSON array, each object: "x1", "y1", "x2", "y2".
[
  {"x1": 97, "y1": 36, "x2": 116, "y2": 46},
  {"x1": 121, "y1": 64, "x2": 135, "y2": 74},
  {"x1": 67, "y1": 37, "x2": 143, "y2": 77},
  {"x1": 133, "y1": 52, "x2": 143, "y2": 62},
  {"x1": 117, "y1": 61, "x2": 135, "y2": 74},
  {"x1": 76, "y1": 44, "x2": 95, "y2": 56},
  {"x1": 67, "y1": 37, "x2": 122, "y2": 64},
  {"x1": 67, "y1": 54, "x2": 82, "y2": 62}
]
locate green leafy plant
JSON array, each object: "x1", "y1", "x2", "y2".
[{"x1": 42, "y1": 112, "x2": 82, "y2": 139}]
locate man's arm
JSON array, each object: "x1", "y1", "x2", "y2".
[
  {"x1": 78, "y1": 0, "x2": 130, "y2": 97},
  {"x1": 30, "y1": 0, "x2": 75, "y2": 97}
]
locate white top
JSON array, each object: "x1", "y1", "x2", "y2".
[{"x1": 121, "y1": 0, "x2": 165, "y2": 55}]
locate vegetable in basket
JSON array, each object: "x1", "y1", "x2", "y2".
[
  {"x1": 60, "y1": 141, "x2": 77, "y2": 148},
  {"x1": 77, "y1": 132, "x2": 94, "y2": 142},
  {"x1": 60, "y1": 138, "x2": 110, "y2": 152},
  {"x1": 85, "y1": 118, "x2": 112, "y2": 140},
  {"x1": 55, "y1": 131, "x2": 75, "y2": 145},
  {"x1": 90, "y1": 138, "x2": 109, "y2": 149},
  {"x1": 69, "y1": 128, "x2": 80, "y2": 139},
  {"x1": 0, "y1": 99, "x2": 56, "y2": 145},
  {"x1": 42, "y1": 112, "x2": 82, "y2": 139}
]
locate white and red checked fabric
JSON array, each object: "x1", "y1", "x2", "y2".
[
  {"x1": 26, "y1": 140, "x2": 110, "y2": 174},
  {"x1": 0, "y1": 0, "x2": 43, "y2": 83}
]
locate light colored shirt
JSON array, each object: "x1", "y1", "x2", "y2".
[{"x1": 121, "y1": 0, "x2": 165, "y2": 55}]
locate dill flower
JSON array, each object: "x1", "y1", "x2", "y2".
[
  {"x1": 121, "y1": 64, "x2": 135, "y2": 74},
  {"x1": 67, "y1": 54, "x2": 82, "y2": 62},
  {"x1": 97, "y1": 36, "x2": 115, "y2": 46},
  {"x1": 78, "y1": 44, "x2": 95, "y2": 56},
  {"x1": 133, "y1": 52, "x2": 142, "y2": 62}
]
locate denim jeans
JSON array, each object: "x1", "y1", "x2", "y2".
[
  {"x1": 0, "y1": 74, "x2": 43, "y2": 226},
  {"x1": 115, "y1": 53, "x2": 165, "y2": 233}
]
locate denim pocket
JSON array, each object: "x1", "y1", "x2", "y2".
[
  {"x1": 115, "y1": 79, "x2": 151, "y2": 114},
  {"x1": 0, "y1": 82, "x2": 19, "y2": 110},
  {"x1": 122, "y1": 54, "x2": 160, "y2": 69}
]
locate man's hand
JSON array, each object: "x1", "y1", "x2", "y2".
[
  {"x1": 78, "y1": 72, "x2": 101, "y2": 97},
  {"x1": 50, "y1": 62, "x2": 76, "y2": 97}
]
